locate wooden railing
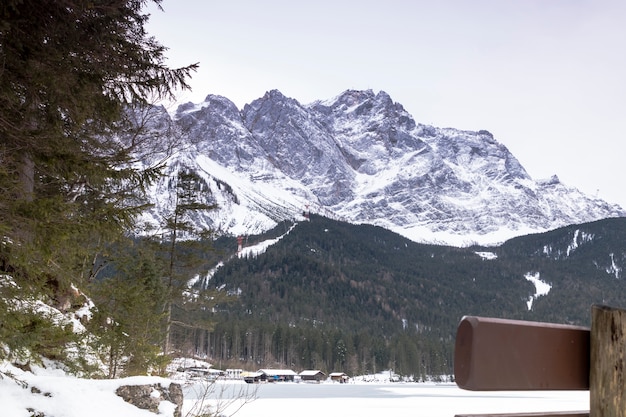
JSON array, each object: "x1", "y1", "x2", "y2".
[{"x1": 454, "y1": 304, "x2": 626, "y2": 417}]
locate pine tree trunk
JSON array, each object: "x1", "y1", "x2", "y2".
[
  {"x1": 17, "y1": 153, "x2": 35, "y2": 202},
  {"x1": 163, "y1": 301, "x2": 172, "y2": 355}
]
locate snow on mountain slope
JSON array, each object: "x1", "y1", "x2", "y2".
[
  {"x1": 138, "y1": 89, "x2": 624, "y2": 246},
  {"x1": 139, "y1": 149, "x2": 311, "y2": 238}
]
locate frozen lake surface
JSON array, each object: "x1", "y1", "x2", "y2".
[{"x1": 183, "y1": 381, "x2": 589, "y2": 417}]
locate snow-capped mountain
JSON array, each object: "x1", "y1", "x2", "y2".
[{"x1": 138, "y1": 89, "x2": 625, "y2": 246}]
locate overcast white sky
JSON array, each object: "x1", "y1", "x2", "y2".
[{"x1": 146, "y1": 0, "x2": 626, "y2": 209}]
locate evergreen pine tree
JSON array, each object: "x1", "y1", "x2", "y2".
[
  {"x1": 87, "y1": 239, "x2": 169, "y2": 377},
  {"x1": 0, "y1": 0, "x2": 197, "y2": 363},
  {"x1": 158, "y1": 168, "x2": 226, "y2": 357}
]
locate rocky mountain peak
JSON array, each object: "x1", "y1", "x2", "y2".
[{"x1": 138, "y1": 89, "x2": 625, "y2": 246}]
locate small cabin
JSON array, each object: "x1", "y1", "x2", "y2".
[
  {"x1": 242, "y1": 371, "x2": 263, "y2": 384},
  {"x1": 180, "y1": 366, "x2": 224, "y2": 380},
  {"x1": 329, "y1": 372, "x2": 349, "y2": 383},
  {"x1": 258, "y1": 368, "x2": 297, "y2": 382},
  {"x1": 299, "y1": 370, "x2": 326, "y2": 382},
  {"x1": 225, "y1": 368, "x2": 244, "y2": 379}
]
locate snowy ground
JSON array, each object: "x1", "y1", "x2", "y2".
[
  {"x1": 0, "y1": 361, "x2": 179, "y2": 417},
  {"x1": 183, "y1": 380, "x2": 589, "y2": 417},
  {"x1": 0, "y1": 360, "x2": 589, "y2": 417}
]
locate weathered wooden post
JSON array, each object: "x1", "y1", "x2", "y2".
[
  {"x1": 454, "y1": 316, "x2": 590, "y2": 417},
  {"x1": 590, "y1": 304, "x2": 626, "y2": 417},
  {"x1": 454, "y1": 305, "x2": 626, "y2": 417},
  {"x1": 455, "y1": 316, "x2": 589, "y2": 391}
]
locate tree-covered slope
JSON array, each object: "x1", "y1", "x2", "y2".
[
  {"x1": 214, "y1": 216, "x2": 534, "y2": 334},
  {"x1": 495, "y1": 217, "x2": 626, "y2": 324},
  {"x1": 185, "y1": 216, "x2": 609, "y2": 376},
  {"x1": 198, "y1": 215, "x2": 626, "y2": 377}
]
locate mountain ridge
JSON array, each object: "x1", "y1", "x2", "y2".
[{"x1": 139, "y1": 89, "x2": 625, "y2": 246}]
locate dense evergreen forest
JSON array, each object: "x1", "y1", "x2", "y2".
[{"x1": 173, "y1": 215, "x2": 626, "y2": 378}]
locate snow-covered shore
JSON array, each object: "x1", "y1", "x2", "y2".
[
  {"x1": 1, "y1": 359, "x2": 588, "y2": 417},
  {"x1": 183, "y1": 379, "x2": 589, "y2": 417}
]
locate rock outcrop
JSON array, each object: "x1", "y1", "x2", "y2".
[{"x1": 116, "y1": 383, "x2": 183, "y2": 417}]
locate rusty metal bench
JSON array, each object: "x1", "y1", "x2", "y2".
[{"x1": 454, "y1": 304, "x2": 626, "y2": 417}]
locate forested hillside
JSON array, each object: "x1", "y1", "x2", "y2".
[
  {"x1": 191, "y1": 215, "x2": 626, "y2": 378},
  {"x1": 497, "y1": 217, "x2": 626, "y2": 324}
]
